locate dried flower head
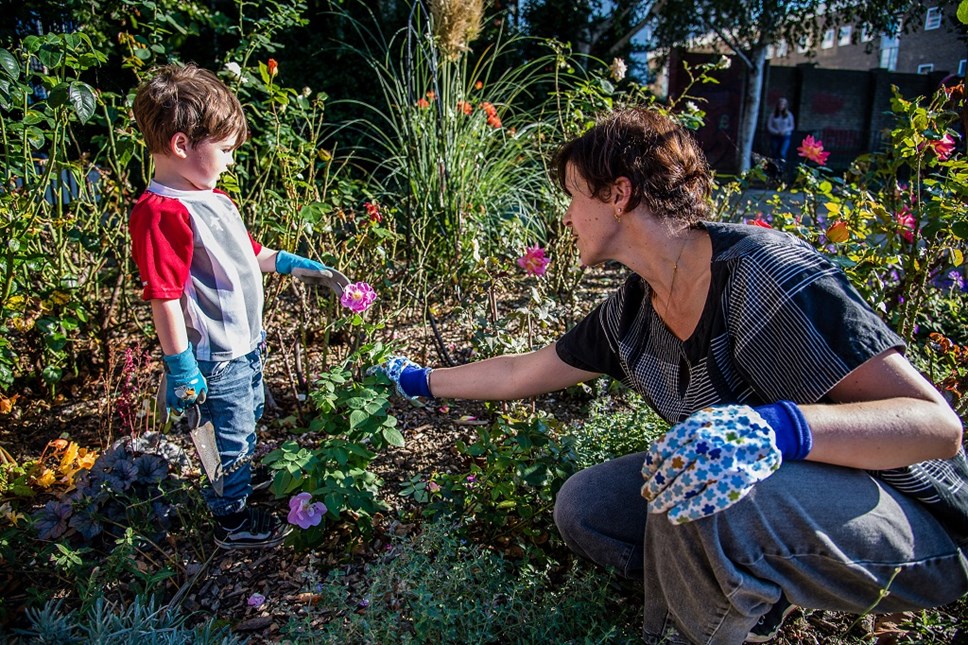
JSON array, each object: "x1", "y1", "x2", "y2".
[{"x1": 431, "y1": 0, "x2": 483, "y2": 61}]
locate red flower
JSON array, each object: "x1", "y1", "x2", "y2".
[
  {"x1": 267, "y1": 58, "x2": 278, "y2": 78},
  {"x1": 747, "y1": 213, "x2": 772, "y2": 228},
  {"x1": 896, "y1": 210, "x2": 917, "y2": 243},
  {"x1": 416, "y1": 97, "x2": 430, "y2": 109},
  {"x1": 487, "y1": 114, "x2": 502, "y2": 129},
  {"x1": 924, "y1": 133, "x2": 957, "y2": 161},
  {"x1": 797, "y1": 135, "x2": 830, "y2": 165},
  {"x1": 364, "y1": 201, "x2": 382, "y2": 224},
  {"x1": 457, "y1": 100, "x2": 473, "y2": 115}
]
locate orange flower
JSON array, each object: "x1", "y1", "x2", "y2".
[
  {"x1": 416, "y1": 97, "x2": 430, "y2": 109},
  {"x1": 797, "y1": 135, "x2": 830, "y2": 165},
  {"x1": 487, "y1": 114, "x2": 502, "y2": 128},
  {"x1": 426, "y1": 90, "x2": 436, "y2": 101},
  {"x1": 457, "y1": 100, "x2": 473, "y2": 115},
  {"x1": 267, "y1": 58, "x2": 278, "y2": 78},
  {"x1": 826, "y1": 220, "x2": 849, "y2": 243},
  {"x1": 474, "y1": 80, "x2": 483, "y2": 90}
]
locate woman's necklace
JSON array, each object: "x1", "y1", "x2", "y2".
[{"x1": 657, "y1": 231, "x2": 690, "y2": 319}]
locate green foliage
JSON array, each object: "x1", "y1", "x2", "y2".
[
  {"x1": 403, "y1": 411, "x2": 579, "y2": 554},
  {"x1": 279, "y1": 519, "x2": 639, "y2": 644},
  {"x1": 719, "y1": 83, "x2": 968, "y2": 417},
  {"x1": 569, "y1": 384, "x2": 669, "y2": 470},
  {"x1": 16, "y1": 595, "x2": 243, "y2": 644},
  {"x1": 263, "y1": 322, "x2": 397, "y2": 548}
]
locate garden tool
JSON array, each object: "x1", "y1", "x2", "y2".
[{"x1": 155, "y1": 374, "x2": 224, "y2": 495}]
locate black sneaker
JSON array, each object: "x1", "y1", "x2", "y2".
[
  {"x1": 214, "y1": 507, "x2": 291, "y2": 550},
  {"x1": 251, "y1": 463, "x2": 273, "y2": 492},
  {"x1": 746, "y1": 597, "x2": 796, "y2": 643}
]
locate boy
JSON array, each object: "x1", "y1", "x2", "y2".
[{"x1": 129, "y1": 63, "x2": 349, "y2": 549}]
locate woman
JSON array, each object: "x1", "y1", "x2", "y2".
[
  {"x1": 767, "y1": 97, "x2": 795, "y2": 165},
  {"x1": 377, "y1": 107, "x2": 967, "y2": 643}
]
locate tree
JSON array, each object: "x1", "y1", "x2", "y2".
[
  {"x1": 652, "y1": 0, "x2": 949, "y2": 172},
  {"x1": 521, "y1": 0, "x2": 655, "y2": 70}
]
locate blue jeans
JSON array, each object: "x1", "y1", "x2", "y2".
[
  {"x1": 554, "y1": 453, "x2": 968, "y2": 644},
  {"x1": 196, "y1": 346, "x2": 265, "y2": 516},
  {"x1": 770, "y1": 134, "x2": 791, "y2": 162}
]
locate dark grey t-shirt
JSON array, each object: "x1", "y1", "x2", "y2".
[{"x1": 556, "y1": 221, "x2": 968, "y2": 541}]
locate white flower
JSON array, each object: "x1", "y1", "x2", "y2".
[
  {"x1": 686, "y1": 101, "x2": 698, "y2": 112},
  {"x1": 224, "y1": 62, "x2": 242, "y2": 78},
  {"x1": 302, "y1": 86, "x2": 312, "y2": 98},
  {"x1": 719, "y1": 55, "x2": 732, "y2": 69},
  {"x1": 609, "y1": 57, "x2": 627, "y2": 82}
]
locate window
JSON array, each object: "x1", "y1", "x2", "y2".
[
  {"x1": 959, "y1": 59, "x2": 967, "y2": 76},
  {"x1": 838, "y1": 26, "x2": 852, "y2": 46},
  {"x1": 925, "y1": 7, "x2": 942, "y2": 30},
  {"x1": 822, "y1": 29, "x2": 835, "y2": 49},
  {"x1": 766, "y1": 44, "x2": 774, "y2": 60},
  {"x1": 776, "y1": 40, "x2": 789, "y2": 58},
  {"x1": 880, "y1": 34, "x2": 899, "y2": 71},
  {"x1": 861, "y1": 25, "x2": 875, "y2": 42},
  {"x1": 918, "y1": 63, "x2": 935, "y2": 74}
]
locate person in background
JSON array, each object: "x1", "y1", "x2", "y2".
[
  {"x1": 374, "y1": 107, "x2": 968, "y2": 643},
  {"x1": 130, "y1": 64, "x2": 349, "y2": 549},
  {"x1": 767, "y1": 97, "x2": 795, "y2": 168}
]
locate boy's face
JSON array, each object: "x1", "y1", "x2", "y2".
[{"x1": 178, "y1": 134, "x2": 240, "y2": 191}]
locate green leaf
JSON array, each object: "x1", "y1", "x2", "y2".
[
  {"x1": 959, "y1": 0, "x2": 968, "y2": 25},
  {"x1": 952, "y1": 220, "x2": 968, "y2": 240},
  {"x1": 382, "y1": 426, "x2": 405, "y2": 447},
  {"x1": 0, "y1": 49, "x2": 18, "y2": 81},
  {"x1": 348, "y1": 409, "x2": 367, "y2": 429},
  {"x1": 67, "y1": 81, "x2": 97, "y2": 123}
]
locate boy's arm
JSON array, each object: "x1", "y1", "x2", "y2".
[
  {"x1": 151, "y1": 298, "x2": 207, "y2": 414},
  {"x1": 257, "y1": 246, "x2": 350, "y2": 296},
  {"x1": 151, "y1": 298, "x2": 189, "y2": 355}
]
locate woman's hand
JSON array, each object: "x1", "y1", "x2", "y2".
[{"x1": 641, "y1": 405, "x2": 782, "y2": 524}]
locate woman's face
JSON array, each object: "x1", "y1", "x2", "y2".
[
  {"x1": 778, "y1": 98, "x2": 788, "y2": 110},
  {"x1": 561, "y1": 163, "x2": 621, "y2": 267}
]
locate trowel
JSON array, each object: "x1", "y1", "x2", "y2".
[{"x1": 156, "y1": 374, "x2": 225, "y2": 495}]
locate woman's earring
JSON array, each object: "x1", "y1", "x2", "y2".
[{"x1": 613, "y1": 208, "x2": 623, "y2": 222}]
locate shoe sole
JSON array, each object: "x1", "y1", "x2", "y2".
[
  {"x1": 215, "y1": 534, "x2": 288, "y2": 549},
  {"x1": 745, "y1": 604, "x2": 798, "y2": 643}
]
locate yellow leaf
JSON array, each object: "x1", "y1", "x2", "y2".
[
  {"x1": 825, "y1": 201, "x2": 841, "y2": 215},
  {"x1": 33, "y1": 468, "x2": 56, "y2": 489},
  {"x1": 59, "y1": 442, "x2": 79, "y2": 474},
  {"x1": 951, "y1": 248, "x2": 964, "y2": 267}
]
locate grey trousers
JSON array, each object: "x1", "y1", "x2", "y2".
[{"x1": 553, "y1": 452, "x2": 968, "y2": 644}]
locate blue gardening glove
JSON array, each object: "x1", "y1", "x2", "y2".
[
  {"x1": 368, "y1": 355, "x2": 433, "y2": 405},
  {"x1": 641, "y1": 405, "x2": 784, "y2": 525},
  {"x1": 275, "y1": 250, "x2": 350, "y2": 296},
  {"x1": 163, "y1": 344, "x2": 207, "y2": 417}
]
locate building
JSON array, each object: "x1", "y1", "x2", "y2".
[{"x1": 768, "y1": 3, "x2": 966, "y2": 77}]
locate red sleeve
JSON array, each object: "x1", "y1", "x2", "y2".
[{"x1": 129, "y1": 193, "x2": 194, "y2": 301}]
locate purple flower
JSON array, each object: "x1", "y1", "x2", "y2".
[
  {"x1": 247, "y1": 593, "x2": 266, "y2": 608},
  {"x1": 288, "y1": 492, "x2": 327, "y2": 529},
  {"x1": 340, "y1": 282, "x2": 377, "y2": 313}
]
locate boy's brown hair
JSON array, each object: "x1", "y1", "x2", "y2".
[{"x1": 132, "y1": 63, "x2": 248, "y2": 154}]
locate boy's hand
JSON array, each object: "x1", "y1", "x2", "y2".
[
  {"x1": 640, "y1": 405, "x2": 782, "y2": 525},
  {"x1": 368, "y1": 355, "x2": 433, "y2": 405},
  {"x1": 163, "y1": 344, "x2": 208, "y2": 416},
  {"x1": 275, "y1": 251, "x2": 350, "y2": 296}
]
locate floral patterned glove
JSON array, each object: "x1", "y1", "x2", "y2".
[
  {"x1": 368, "y1": 355, "x2": 433, "y2": 405},
  {"x1": 641, "y1": 405, "x2": 782, "y2": 524}
]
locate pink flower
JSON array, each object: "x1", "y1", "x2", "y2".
[
  {"x1": 896, "y1": 211, "x2": 917, "y2": 243},
  {"x1": 288, "y1": 492, "x2": 327, "y2": 529},
  {"x1": 247, "y1": 593, "x2": 266, "y2": 608},
  {"x1": 924, "y1": 133, "x2": 957, "y2": 160},
  {"x1": 797, "y1": 135, "x2": 830, "y2": 165},
  {"x1": 427, "y1": 481, "x2": 441, "y2": 493},
  {"x1": 340, "y1": 282, "x2": 377, "y2": 313},
  {"x1": 516, "y1": 246, "x2": 550, "y2": 276}
]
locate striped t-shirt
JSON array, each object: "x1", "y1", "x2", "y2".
[
  {"x1": 556, "y1": 221, "x2": 967, "y2": 541},
  {"x1": 129, "y1": 181, "x2": 265, "y2": 362}
]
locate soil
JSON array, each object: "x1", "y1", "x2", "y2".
[{"x1": 1, "y1": 267, "x2": 966, "y2": 643}]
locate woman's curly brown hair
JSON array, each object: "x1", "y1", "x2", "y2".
[{"x1": 553, "y1": 107, "x2": 712, "y2": 225}]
